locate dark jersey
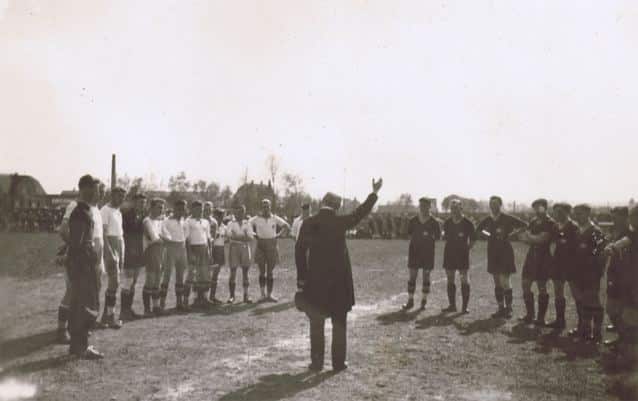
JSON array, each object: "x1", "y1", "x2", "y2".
[
  {"x1": 476, "y1": 213, "x2": 527, "y2": 274},
  {"x1": 522, "y1": 216, "x2": 556, "y2": 280},
  {"x1": 407, "y1": 216, "x2": 441, "y2": 269},
  {"x1": 442, "y1": 217, "x2": 476, "y2": 270},
  {"x1": 122, "y1": 208, "x2": 146, "y2": 269},
  {"x1": 572, "y1": 224, "x2": 606, "y2": 286},
  {"x1": 551, "y1": 219, "x2": 579, "y2": 281}
]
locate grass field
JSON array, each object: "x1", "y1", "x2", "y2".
[{"x1": 0, "y1": 233, "x2": 637, "y2": 401}]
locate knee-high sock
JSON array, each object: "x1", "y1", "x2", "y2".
[
  {"x1": 504, "y1": 289, "x2": 513, "y2": 309},
  {"x1": 461, "y1": 283, "x2": 470, "y2": 310},
  {"x1": 447, "y1": 283, "x2": 456, "y2": 307}
]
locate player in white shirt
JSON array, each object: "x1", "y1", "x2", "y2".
[
  {"x1": 209, "y1": 208, "x2": 227, "y2": 304},
  {"x1": 291, "y1": 203, "x2": 311, "y2": 241},
  {"x1": 98, "y1": 186, "x2": 126, "y2": 329},
  {"x1": 184, "y1": 201, "x2": 212, "y2": 310},
  {"x1": 250, "y1": 199, "x2": 291, "y2": 302},
  {"x1": 227, "y1": 204, "x2": 255, "y2": 304},
  {"x1": 142, "y1": 198, "x2": 165, "y2": 316},
  {"x1": 160, "y1": 199, "x2": 188, "y2": 311}
]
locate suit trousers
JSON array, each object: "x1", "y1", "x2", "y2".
[{"x1": 307, "y1": 309, "x2": 347, "y2": 368}]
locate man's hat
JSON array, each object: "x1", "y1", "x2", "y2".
[
  {"x1": 322, "y1": 192, "x2": 342, "y2": 210},
  {"x1": 111, "y1": 186, "x2": 126, "y2": 194},
  {"x1": 419, "y1": 197, "x2": 431, "y2": 205},
  {"x1": 532, "y1": 198, "x2": 548, "y2": 210},
  {"x1": 150, "y1": 197, "x2": 165, "y2": 207},
  {"x1": 573, "y1": 204, "x2": 592, "y2": 214},
  {"x1": 553, "y1": 202, "x2": 572, "y2": 213},
  {"x1": 78, "y1": 174, "x2": 99, "y2": 189},
  {"x1": 489, "y1": 196, "x2": 503, "y2": 206},
  {"x1": 611, "y1": 206, "x2": 629, "y2": 218}
]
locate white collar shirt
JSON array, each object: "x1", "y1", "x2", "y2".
[
  {"x1": 161, "y1": 217, "x2": 186, "y2": 243},
  {"x1": 100, "y1": 204, "x2": 123, "y2": 238},
  {"x1": 185, "y1": 217, "x2": 210, "y2": 245},
  {"x1": 249, "y1": 214, "x2": 290, "y2": 239}
]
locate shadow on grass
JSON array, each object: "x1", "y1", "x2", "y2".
[
  {"x1": 453, "y1": 317, "x2": 507, "y2": 336},
  {"x1": 376, "y1": 309, "x2": 422, "y2": 325},
  {"x1": 414, "y1": 312, "x2": 462, "y2": 330},
  {"x1": 252, "y1": 302, "x2": 294, "y2": 316},
  {"x1": 0, "y1": 330, "x2": 57, "y2": 363},
  {"x1": 218, "y1": 370, "x2": 335, "y2": 401},
  {"x1": 0, "y1": 354, "x2": 75, "y2": 378},
  {"x1": 202, "y1": 303, "x2": 258, "y2": 316},
  {"x1": 529, "y1": 330, "x2": 599, "y2": 361},
  {"x1": 505, "y1": 322, "x2": 543, "y2": 344}
]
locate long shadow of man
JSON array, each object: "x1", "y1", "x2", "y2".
[
  {"x1": 0, "y1": 330, "x2": 57, "y2": 363},
  {"x1": 218, "y1": 371, "x2": 335, "y2": 401}
]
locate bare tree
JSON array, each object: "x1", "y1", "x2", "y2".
[{"x1": 266, "y1": 154, "x2": 280, "y2": 194}]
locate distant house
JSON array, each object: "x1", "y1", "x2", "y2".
[{"x1": 0, "y1": 173, "x2": 48, "y2": 210}]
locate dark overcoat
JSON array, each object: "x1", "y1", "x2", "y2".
[{"x1": 295, "y1": 193, "x2": 378, "y2": 316}]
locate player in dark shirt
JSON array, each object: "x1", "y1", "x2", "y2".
[
  {"x1": 402, "y1": 197, "x2": 441, "y2": 311},
  {"x1": 476, "y1": 196, "x2": 527, "y2": 318},
  {"x1": 442, "y1": 199, "x2": 476, "y2": 313},
  {"x1": 520, "y1": 199, "x2": 556, "y2": 325},
  {"x1": 570, "y1": 204, "x2": 607, "y2": 342},
  {"x1": 601, "y1": 207, "x2": 632, "y2": 346},
  {"x1": 546, "y1": 203, "x2": 579, "y2": 330},
  {"x1": 120, "y1": 193, "x2": 147, "y2": 321},
  {"x1": 603, "y1": 206, "x2": 638, "y2": 362}
]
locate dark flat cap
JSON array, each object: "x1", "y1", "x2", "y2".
[
  {"x1": 78, "y1": 174, "x2": 99, "y2": 189},
  {"x1": 573, "y1": 204, "x2": 592, "y2": 213},
  {"x1": 553, "y1": 202, "x2": 572, "y2": 213},
  {"x1": 111, "y1": 186, "x2": 126, "y2": 194},
  {"x1": 532, "y1": 198, "x2": 548, "y2": 209}
]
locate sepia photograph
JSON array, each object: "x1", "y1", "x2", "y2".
[{"x1": 1, "y1": 1, "x2": 638, "y2": 400}]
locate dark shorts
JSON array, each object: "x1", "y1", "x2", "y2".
[
  {"x1": 522, "y1": 248, "x2": 552, "y2": 281},
  {"x1": 408, "y1": 242, "x2": 435, "y2": 270},
  {"x1": 486, "y1": 242, "x2": 516, "y2": 274},
  {"x1": 442, "y1": 244, "x2": 469, "y2": 271},
  {"x1": 255, "y1": 239, "x2": 279, "y2": 268},
  {"x1": 124, "y1": 236, "x2": 144, "y2": 269},
  {"x1": 212, "y1": 245, "x2": 225, "y2": 266}
]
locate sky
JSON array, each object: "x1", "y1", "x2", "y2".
[{"x1": 1, "y1": 0, "x2": 637, "y2": 206}]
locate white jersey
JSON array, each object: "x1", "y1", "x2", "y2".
[
  {"x1": 100, "y1": 204, "x2": 123, "y2": 238},
  {"x1": 143, "y1": 216, "x2": 162, "y2": 251}
]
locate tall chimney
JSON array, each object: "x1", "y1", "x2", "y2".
[{"x1": 111, "y1": 154, "x2": 116, "y2": 190}]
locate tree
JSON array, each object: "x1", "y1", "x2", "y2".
[
  {"x1": 266, "y1": 154, "x2": 280, "y2": 194},
  {"x1": 168, "y1": 171, "x2": 191, "y2": 192},
  {"x1": 441, "y1": 194, "x2": 479, "y2": 213},
  {"x1": 219, "y1": 186, "x2": 234, "y2": 208},
  {"x1": 194, "y1": 179, "x2": 207, "y2": 194},
  {"x1": 393, "y1": 193, "x2": 414, "y2": 207}
]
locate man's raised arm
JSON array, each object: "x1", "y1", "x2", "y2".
[{"x1": 343, "y1": 178, "x2": 383, "y2": 230}]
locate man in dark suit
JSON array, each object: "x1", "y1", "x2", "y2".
[{"x1": 295, "y1": 178, "x2": 383, "y2": 372}]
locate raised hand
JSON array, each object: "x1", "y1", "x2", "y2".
[{"x1": 372, "y1": 178, "x2": 383, "y2": 194}]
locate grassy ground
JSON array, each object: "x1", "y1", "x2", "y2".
[{"x1": 0, "y1": 233, "x2": 636, "y2": 401}]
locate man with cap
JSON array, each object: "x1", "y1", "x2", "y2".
[
  {"x1": 602, "y1": 206, "x2": 632, "y2": 346},
  {"x1": 120, "y1": 193, "x2": 147, "y2": 321},
  {"x1": 160, "y1": 199, "x2": 188, "y2": 311},
  {"x1": 209, "y1": 208, "x2": 228, "y2": 304},
  {"x1": 476, "y1": 196, "x2": 527, "y2": 318},
  {"x1": 184, "y1": 200, "x2": 212, "y2": 309},
  {"x1": 227, "y1": 204, "x2": 254, "y2": 303},
  {"x1": 519, "y1": 198, "x2": 557, "y2": 325},
  {"x1": 570, "y1": 204, "x2": 606, "y2": 342},
  {"x1": 402, "y1": 197, "x2": 441, "y2": 311},
  {"x1": 546, "y1": 203, "x2": 579, "y2": 330},
  {"x1": 66, "y1": 174, "x2": 103, "y2": 359},
  {"x1": 97, "y1": 186, "x2": 127, "y2": 329},
  {"x1": 442, "y1": 199, "x2": 476, "y2": 313},
  {"x1": 142, "y1": 198, "x2": 165, "y2": 316},
  {"x1": 296, "y1": 178, "x2": 382, "y2": 372},
  {"x1": 250, "y1": 199, "x2": 291, "y2": 302},
  {"x1": 291, "y1": 203, "x2": 312, "y2": 241}
]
